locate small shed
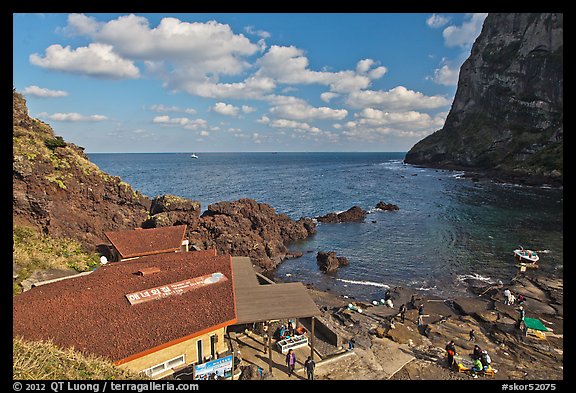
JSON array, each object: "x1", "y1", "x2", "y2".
[{"x1": 104, "y1": 225, "x2": 188, "y2": 261}]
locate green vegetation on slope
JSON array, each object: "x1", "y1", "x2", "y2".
[
  {"x1": 13, "y1": 337, "x2": 148, "y2": 380},
  {"x1": 13, "y1": 225, "x2": 101, "y2": 295}
]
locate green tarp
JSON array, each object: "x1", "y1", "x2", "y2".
[{"x1": 523, "y1": 317, "x2": 548, "y2": 332}]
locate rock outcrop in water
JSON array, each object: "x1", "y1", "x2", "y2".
[
  {"x1": 317, "y1": 206, "x2": 368, "y2": 223},
  {"x1": 316, "y1": 251, "x2": 349, "y2": 273},
  {"x1": 12, "y1": 90, "x2": 315, "y2": 271},
  {"x1": 405, "y1": 13, "x2": 563, "y2": 186},
  {"x1": 375, "y1": 201, "x2": 399, "y2": 211}
]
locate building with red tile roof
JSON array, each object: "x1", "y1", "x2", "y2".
[
  {"x1": 104, "y1": 225, "x2": 187, "y2": 261},
  {"x1": 13, "y1": 250, "x2": 237, "y2": 378}
]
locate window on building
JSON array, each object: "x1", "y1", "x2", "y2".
[
  {"x1": 147, "y1": 363, "x2": 166, "y2": 377},
  {"x1": 197, "y1": 339, "x2": 203, "y2": 364},
  {"x1": 143, "y1": 355, "x2": 185, "y2": 377},
  {"x1": 167, "y1": 355, "x2": 185, "y2": 369}
]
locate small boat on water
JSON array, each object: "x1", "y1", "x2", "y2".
[
  {"x1": 191, "y1": 153, "x2": 198, "y2": 159},
  {"x1": 514, "y1": 247, "x2": 540, "y2": 271},
  {"x1": 514, "y1": 247, "x2": 540, "y2": 263}
]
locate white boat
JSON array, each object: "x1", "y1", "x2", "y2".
[
  {"x1": 514, "y1": 247, "x2": 539, "y2": 264},
  {"x1": 191, "y1": 153, "x2": 198, "y2": 159}
]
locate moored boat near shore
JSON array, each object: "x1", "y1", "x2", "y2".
[{"x1": 514, "y1": 247, "x2": 539, "y2": 264}]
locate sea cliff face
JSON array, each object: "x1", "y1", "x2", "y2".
[{"x1": 405, "y1": 13, "x2": 563, "y2": 185}]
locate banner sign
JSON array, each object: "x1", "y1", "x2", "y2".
[
  {"x1": 193, "y1": 355, "x2": 233, "y2": 380},
  {"x1": 125, "y1": 272, "x2": 227, "y2": 305}
]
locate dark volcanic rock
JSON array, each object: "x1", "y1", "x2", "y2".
[
  {"x1": 375, "y1": 201, "x2": 399, "y2": 211},
  {"x1": 317, "y1": 251, "x2": 349, "y2": 273},
  {"x1": 317, "y1": 206, "x2": 367, "y2": 223},
  {"x1": 149, "y1": 194, "x2": 201, "y2": 216},
  {"x1": 143, "y1": 194, "x2": 202, "y2": 229},
  {"x1": 405, "y1": 13, "x2": 563, "y2": 186},
  {"x1": 192, "y1": 199, "x2": 316, "y2": 270},
  {"x1": 453, "y1": 297, "x2": 491, "y2": 317}
]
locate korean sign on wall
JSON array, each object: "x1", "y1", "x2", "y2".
[{"x1": 125, "y1": 272, "x2": 227, "y2": 305}]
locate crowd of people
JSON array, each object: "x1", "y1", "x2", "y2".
[
  {"x1": 440, "y1": 286, "x2": 532, "y2": 379},
  {"x1": 444, "y1": 341, "x2": 494, "y2": 378},
  {"x1": 255, "y1": 285, "x2": 527, "y2": 380}
]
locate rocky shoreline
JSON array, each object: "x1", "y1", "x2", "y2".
[{"x1": 300, "y1": 266, "x2": 563, "y2": 381}]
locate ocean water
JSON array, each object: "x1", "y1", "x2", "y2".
[{"x1": 88, "y1": 152, "x2": 563, "y2": 301}]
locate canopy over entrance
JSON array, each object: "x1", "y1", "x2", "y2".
[{"x1": 231, "y1": 257, "x2": 321, "y2": 324}]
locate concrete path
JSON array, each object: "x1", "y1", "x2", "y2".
[
  {"x1": 231, "y1": 330, "x2": 414, "y2": 380},
  {"x1": 314, "y1": 337, "x2": 415, "y2": 380}
]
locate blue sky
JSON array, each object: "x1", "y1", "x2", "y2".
[{"x1": 13, "y1": 13, "x2": 488, "y2": 153}]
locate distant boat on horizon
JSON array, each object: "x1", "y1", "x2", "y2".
[{"x1": 191, "y1": 153, "x2": 199, "y2": 159}]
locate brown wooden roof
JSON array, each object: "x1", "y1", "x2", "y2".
[
  {"x1": 231, "y1": 257, "x2": 321, "y2": 324},
  {"x1": 13, "y1": 251, "x2": 237, "y2": 363},
  {"x1": 104, "y1": 225, "x2": 187, "y2": 259}
]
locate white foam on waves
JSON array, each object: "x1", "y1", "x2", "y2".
[{"x1": 336, "y1": 278, "x2": 389, "y2": 289}]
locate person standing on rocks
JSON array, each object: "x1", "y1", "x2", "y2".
[
  {"x1": 262, "y1": 323, "x2": 269, "y2": 354},
  {"x1": 469, "y1": 329, "x2": 476, "y2": 342},
  {"x1": 409, "y1": 294, "x2": 416, "y2": 309},
  {"x1": 304, "y1": 356, "x2": 316, "y2": 380},
  {"x1": 472, "y1": 344, "x2": 483, "y2": 360},
  {"x1": 285, "y1": 349, "x2": 297, "y2": 377},
  {"x1": 417, "y1": 303, "x2": 425, "y2": 326},
  {"x1": 480, "y1": 350, "x2": 492, "y2": 371},
  {"x1": 384, "y1": 289, "x2": 391, "y2": 302},
  {"x1": 517, "y1": 305, "x2": 526, "y2": 328},
  {"x1": 399, "y1": 303, "x2": 407, "y2": 323},
  {"x1": 503, "y1": 288, "x2": 511, "y2": 305},
  {"x1": 445, "y1": 340, "x2": 457, "y2": 368}
]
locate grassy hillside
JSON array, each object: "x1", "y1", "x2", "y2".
[
  {"x1": 12, "y1": 224, "x2": 101, "y2": 295},
  {"x1": 13, "y1": 337, "x2": 148, "y2": 380}
]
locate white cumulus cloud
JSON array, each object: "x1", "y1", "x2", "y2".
[
  {"x1": 428, "y1": 64, "x2": 460, "y2": 86},
  {"x1": 443, "y1": 13, "x2": 488, "y2": 48},
  {"x1": 356, "y1": 108, "x2": 446, "y2": 129},
  {"x1": 268, "y1": 98, "x2": 348, "y2": 121},
  {"x1": 37, "y1": 112, "x2": 108, "y2": 122},
  {"x1": 426, "y1": 14, "x2": 451, "y2": 28},
  {"x1": 149, "y1": 104, "x2": 197, "y2": 115},
  {"x1": 152, "y1": 115, "x2": 208, "y2": 130},
  {"x1": 212, "y1": 102, "x2": 240, "y2": 117},
  {"x1": 256, "y1": 46, "x2": 385, "y2": 94},
  {"x1": 61, "y1": 14, "x2": 259, "y2": 89},
  {"x1": 244, "y1": 25, "x2": 271, "y2": 39},
  {"x1": 320, "y1": 92, "x2": 339, "y2": 103},
  {"x1": 241, "y1": 105, "x2": 256, "y2": 114},
  {"x1": 22, "y1": 85, "x2": 68, "y2": 98},
  {"x1": 30, "y1": 43, "x2": 139, "y2": 79},
  {"x1": 346, "y1": 86, "x2": 451, "y2": 111}
]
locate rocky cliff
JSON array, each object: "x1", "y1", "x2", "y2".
[
  {"x1": 405, "y1": 13, "x2": 563, "y2": 185},
  {"x1": 13, "y1": 91, "x2": 152, "y2": 247},
  {"x1": 13, "y1": 90, "x2": 314, "y2": 271}
]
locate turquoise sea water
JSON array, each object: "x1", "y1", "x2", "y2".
[{"x1": 88, "y1": 152, "x2": 563, "y2": 301}]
